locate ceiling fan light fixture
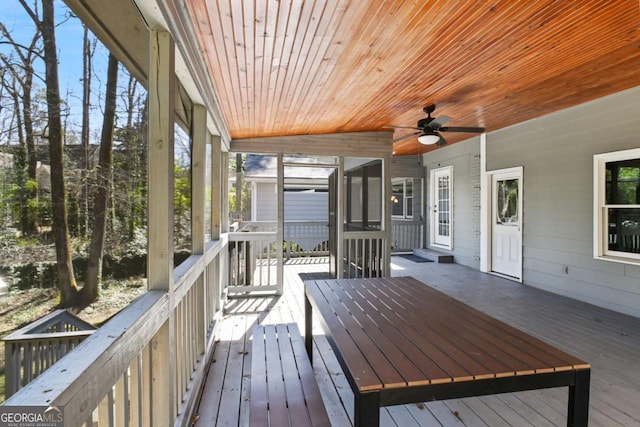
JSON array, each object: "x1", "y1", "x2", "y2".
[{"x1": 418, "y1": 132, "x2": 440, "y2": 145}]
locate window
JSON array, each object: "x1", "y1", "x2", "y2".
[
  {"x1": 391, "y1": 178, "x2": 414, "y2": 219},
  {"x1": 496, "y1": 178, "x2": 519, "y2": 224},
  {"x1": 594, "y1": 148, "x2": 640, "y2": 263}
]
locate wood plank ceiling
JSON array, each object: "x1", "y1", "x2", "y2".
[{"x1": 187, "y1": 1, "x2": 640, "y2": 156}]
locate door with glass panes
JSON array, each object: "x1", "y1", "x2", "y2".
[
  {"x1": 491, "y1": 168, "x2": 523, "y2": 280},
  {"x1": 430, "y1": 167, "x2": 452, "y2": 249}
]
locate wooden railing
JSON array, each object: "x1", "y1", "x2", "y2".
[
  {"x1": 609, "y1": 231, "x2": 640, "y2": 253},
  {"x1": 343, "y1": 230, "x2": 387, "y2": 278},
  {"x1": 236, "y1": 220, "x2": 421, "y2": 258},
  {"x1": 227, "y1": 231, "x2": 279, "y2": 293},
  {"x1": 284, "y1": 221, "x2": 329, "y2": 257},
  {"x1": 390, "y1": 220, "x2": 423, "y2": 252},
  {"x1": 238, "y1": 221, "x2": 329, "y2": 257},
  {"x1": 3, "y1": 238, "x2": 228, "y2": 427},
  {"x1": 3, "y1": 310, "x2": 96, "y2": 398},
  {"x1": 371, "y1": 220, "x2": 422, "y2": 253}
]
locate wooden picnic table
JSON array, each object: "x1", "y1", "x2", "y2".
[{"x1": 304, "y1": 276, "x2": 590, "y2": 426}]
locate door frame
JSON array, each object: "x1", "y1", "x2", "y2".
[{"x1": 484, "y1": 166, "x2": 523, "y2": 282}]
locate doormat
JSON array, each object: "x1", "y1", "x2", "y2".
[{"x1": 395, "y1": 254, "x2": 433, "y2": 263}]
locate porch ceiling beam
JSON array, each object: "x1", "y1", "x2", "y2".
[
  {"x1": 231, "y1": 131, "x2": 394, "y2": 158},
  {"x1": 63, "y1": 0, "x2": 147, "y2": 84}
]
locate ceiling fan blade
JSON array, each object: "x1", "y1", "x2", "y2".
[
  {"x1": 439, "y1": 126, "x2": 485, "y2": 133},
  {"x1": 392, "y1": 131, "x2": 421, "y2": 142},
  {"x1": 383, "y1": 125, "x2": 421, "y2": 130},
  {"x1": 428, "y1": 115, "x2": 451, "y2": 129},
  {"x1": 435, "y1": 134, "x2": 447, "y2": 146}
]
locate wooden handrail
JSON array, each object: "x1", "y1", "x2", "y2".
[{"x1": 3, "y1": 239, "x2": 228, "y2": 427}]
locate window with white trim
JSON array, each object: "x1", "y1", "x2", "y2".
[
  {"x1": 594, "y1": 148, "x2": 640, "y2": 263},
  {"x1": 391, "y1": 178, "x2": 414, "y2": 219}
]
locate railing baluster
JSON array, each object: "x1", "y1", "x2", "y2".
[
  {"x1": 115, "y1": 373, "x2": 128, "y2": 426},
  {"x1": 24, "y1": 343, "x2": 33, "y2": 386},
  {"x1": 130, "y1": 355, "x2": 142, "y2": 427},
  {"x1": 342, "y1": 231, "x2": 386, "y2": 279}
]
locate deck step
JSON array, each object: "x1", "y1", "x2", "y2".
[{"x1": 413, "y1": 248, "x2": 454, "y2": 263}]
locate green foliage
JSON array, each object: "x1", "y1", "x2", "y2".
[
  {"x1": 174, "y1": 163, "x2": 192, "y2": 207},
  {"x1": 228, "y1": 178, "x2": 251, "y2": 220},
  {"x1": 174, "y1": 163, "x2": 192, "y2": 248},
  {"x1": 24, "y1": 179, "x2": 37, "y2": 192},
  {"x1": 9, "y1": 262, "x2": 58, "y2": 289},
  {"x1": 229, "y1": 191, "x2": 237, "y2": 213}
]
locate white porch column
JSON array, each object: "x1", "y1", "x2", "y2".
[
  {"x1": 191, "y1": 104, "x2": 207, "y2": 360},
  {"x1": 147, "y1": 28, "x2": 175, "y2": 425},
  {"x1": 211, "y1": 135, "x2": 222, "y2": 240},
  {"x1": 336, "y1": 157, "x2": 344, "y2": 279},
  {"x1": 480, "y1": 133, "x2": 489, "y2": 272},
  {"x1": 221, "y1": 150, "x2": 230, "y2": 234},
  {"x1": 220, "y1": 150, "x2": 230, "y2": 307},
  {"x1": 276, "y1": 153, "x2": 284, "y2": 294},
  {"x1": 192, "y1": 104, "x2": 207, "y2": 255},
  {"x1": 383, "y1": 154, "x2": 392, "y2": 277}
]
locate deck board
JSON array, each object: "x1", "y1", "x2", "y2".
[{"x1": 194, "y1": 256, "x2": 640, "y2": 426}]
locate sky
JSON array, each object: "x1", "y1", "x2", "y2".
[{"x1": 2, "y1": 0, "x2": 110, "y2": 139}]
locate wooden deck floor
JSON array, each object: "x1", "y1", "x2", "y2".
[{"x1": 194, "y1": 256, "x2": 640, "y2": 426}]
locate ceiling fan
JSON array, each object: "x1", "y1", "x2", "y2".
[{"x1": 386, "y1": 104, "x2": 485, "y2": 146}]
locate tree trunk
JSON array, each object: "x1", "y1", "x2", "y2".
[
  {"x1": 40, "y1": 0, "x2": 80, "y2": 306},
  {"x1": 124, "y1": 75, "x2": 138, "y2": 239},
  {"x1": 22, "y1": 72, "x2": 39, "y2": 234},
  {"x1": 83, "y1": 54, "x2": 118, "y2": 302},
  {"x1": 80, "y1": 26, "x2": 95, "y2": 237}
]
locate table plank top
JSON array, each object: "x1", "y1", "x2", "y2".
[{"x1": 304, "y1": 276, "x2": 590, "y2": 393}]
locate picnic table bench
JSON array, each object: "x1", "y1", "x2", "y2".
[{"x1": 250, "y1": 323, "x2": 331, "y2": 427}]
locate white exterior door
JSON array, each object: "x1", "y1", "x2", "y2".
[
  {"x1": 491, "y1": 168, "x2": 523, "y2": 280},
  {"x1": 430, "y1": 167, "x2": 453, "y2": 249}
]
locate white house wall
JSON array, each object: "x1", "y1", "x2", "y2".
[
  {"x1": 424, "y1": 138, "x2": 482, "y2": 269},
  {"x1": 253, "y1": 182, "x2": 328, "y2": 222},
  {"x1": 426, "y1": 86, "x2": 640, "y2": 318},
  {"x1": 285, "y1": 191, "x2": 329, "y2": 221}
]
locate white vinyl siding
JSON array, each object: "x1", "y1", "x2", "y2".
[
  {"x1": 253, "y1": 182, "x2": 328, "y2": 222},
  {"x1": 486, "y1": 85, "x2": 640, "y2": 318},
  {"x1": 424, "y1": 142, "x2": 481, "y2": 268}
]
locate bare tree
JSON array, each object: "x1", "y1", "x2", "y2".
[
  {"x1": 80, "y1": 25, "x2": 97, "y2": 237},
  {"x1": 20, "y1": 0, "x2": 80, "y2": 306},
  {"x1": 83, "y1": 53, "x2": 118, "y2": 302},
  {"x1": 114, "y1": 75, "x2": 147, "y2": 239},
  {"x1": 0, "y1": 19, "x2": 44, "y2": 234},
  {"x1": 1, "y1": 73, "x2": 29, "y2": 231}
]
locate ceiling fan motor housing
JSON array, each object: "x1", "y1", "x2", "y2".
[{"x1": 417, "y1": 117, "x2": 434, "y2": 129}]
